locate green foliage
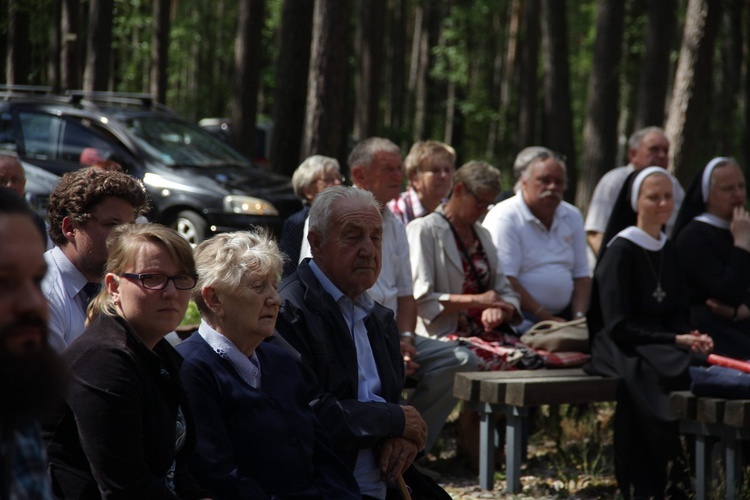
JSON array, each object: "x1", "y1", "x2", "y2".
[
  {"x1": 567, "y1": 1, "x2": 598, "y2": 164},
  {"x1": 111, "y1": 0, "x2": 151, "y2": 92},
  {"x1": 180, "y1": 301, "x2": 201, "y2": 327}
]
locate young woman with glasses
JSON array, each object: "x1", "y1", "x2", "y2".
[{"x1": 42, "y1": 223, "x2": 212, "y2": 499}]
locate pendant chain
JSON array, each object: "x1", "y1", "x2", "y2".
[{"x1": 642, "y1": 248, "x2": 666, "y2": 302}]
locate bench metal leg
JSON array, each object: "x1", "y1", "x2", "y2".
[
  {"x1": 505, "y1": 405, "x2": 527, "y2": 494},
  {"x1": 478, "y1": 403, "x2": 496, "y2": 490},
  {"x1": 694, "y1": 433, "x2": 713, "y2": 500},
  {"x1": 725, "y1": 430, "x2": 741, "y2": 500}
]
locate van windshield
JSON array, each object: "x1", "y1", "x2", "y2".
[{"x1": 122, "y1": 116, "x2": 252, "y2": 167}]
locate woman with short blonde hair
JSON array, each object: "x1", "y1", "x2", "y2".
[{"x1": 44, "y1": 223, "x2": 210, "y2": 499}]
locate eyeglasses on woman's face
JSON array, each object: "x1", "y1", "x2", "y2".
[
  {"x1": 120, "y1": 273, "x2": 198, "y2": 290},
  {"x1": 316, "y1": 174, "x2": 345, "y2": 187}
]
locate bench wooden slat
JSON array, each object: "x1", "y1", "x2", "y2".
[
  {"x1": 697, "y1": 398, "x2": 726, "y2": 424},
  {"x1": 724, "y1": 400, "x2": 750, "y2": 429},
  {"x1": 669, "y1": 391, "x2": 696, "y2": 420},
  {"x1": 501, "y1": 377, "x2": 619, "y2": 407},
  {"x1": 452, "y1": 368, "x2": 587, "y2": 402},
  {"x1": 478, "y1": 374, "x2": 599, "y2": 404}
]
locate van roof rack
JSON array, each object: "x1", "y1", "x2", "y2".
[
  {"x1": 65, "y1": 91, "x2": 172, "y2": 112},
  {"x1": 0, "y1": 85, "x2": 55, "y2": 101}
]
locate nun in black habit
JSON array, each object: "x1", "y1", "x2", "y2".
[
  {"x1": 584, "y1": 166, "x2": 713, "y2": 499},
  {"x1": 673, "y1": 157, "x2": 750, "y2": 360}
]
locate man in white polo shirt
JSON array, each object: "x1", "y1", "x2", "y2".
[{"x1": 483, "y1": 150, "x2": 590, "y2": 332}]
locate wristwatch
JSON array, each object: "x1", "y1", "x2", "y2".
[{"x1": 400, "y1": 331, "x2": 415, "y2": 340}]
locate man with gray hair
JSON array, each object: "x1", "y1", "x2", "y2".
[
  {"x1": 276, "y1": 186, "x2": 449, "y2": 499},
  {"x1": 349, "y1": 137, "x2": 478, "y2": 457},
  {"x1": 483, "y1": 151, "x2": 590, "y2": 331},
  {"x1": 585, "y1": 126, "x2": 684, "y2": 256}
]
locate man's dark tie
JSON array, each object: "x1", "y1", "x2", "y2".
[{"x1": 82, "y1": 282, "x2": 102, "y2": 309}]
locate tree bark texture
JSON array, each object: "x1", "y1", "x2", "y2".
[
  {"x1": 499, "y1": 0, "x2": 521, "y2": 159},
  {"x1": 715, "y1": 0, "x2": 743, "y2": 155},
  {"x1": 409, "y1": 4, "x2": 427, "y2": 142},
  {"x1": 303, "y1": 0, "x2": 350, "y2": 165},
  {"x1": 745, "y1": 7, "x2": 750, "y2": 173},
  {"x1": 231, "y1": 0, "x2": 266, "y2": 159},
  {"x1": 541, "y1": 0, "x2": 576, "y2": 202},
  {"x1": 517, "y1": 0, "x2": 540, "y2": 150},
  {"x1": 665, "y1": 0, "x2": 722, "y2": 184},
  {"x1": 385, "y1": 0, "x2": 406, "y2": 135},
  {"x1": 150, "y1": 0, "x2": 170, "y2": 104},
  {"x1": 48, "y1": 0, "x2": 62, "y2": 92},
  {"x1": 634, "y1": 0, "x2": 676, "y2": 130},
  {"x1": 270, "y1": 0, "x2": 314, "y2": 176},
  {"x1": 83, "y1": 0, "x2": 113, "y2": 92},
  {"x1": 353, "y1": 0, "x2": 384, "y2": 141},
  {"x1": 61, "y1": 0, "x2": 81, "y2": 90},
  {"x1": 578, "y1": 0, "x2": 625, "y2": 214},
  {"x1": 484, "y1": 7, "x2": 506, "y2": 159},
  {"x1": 6, "y1": 0, "x2": 30, "y2": 85}
]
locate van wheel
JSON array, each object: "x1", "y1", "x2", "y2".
[{"x1": 171, "y1": 210, "x2": 206, "y2": 247}]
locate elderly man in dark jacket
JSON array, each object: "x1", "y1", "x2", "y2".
[{"x1": 275, "y1": 186, "x2": 447, "y2": 500}]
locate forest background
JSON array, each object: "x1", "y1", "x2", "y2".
[{"x1": 2, "y1": 0, "x2": 749, "y2": 211}]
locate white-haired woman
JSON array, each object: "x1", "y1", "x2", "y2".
[
  {"x1": 176, "y1": 230, "x2": 359, "y2": 499},
  {"x1": 279, "y1": 155, "x2": 343, "y2": 277}
]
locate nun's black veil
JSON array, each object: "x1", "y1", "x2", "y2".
[
  {"x1": 588, "y1": 171, "x2": 641, "y2": 340},
  {"x1": 671, "y1": 167, "x2": 706, "y2": 242},
  {"x1": 596, "y1": 170, "x2": 640, "y2": 265}
]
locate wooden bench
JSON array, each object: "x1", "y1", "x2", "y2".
[
  {"x1": 669, "y1": 391, "x2": 750, "y2": 500},
  {"x1": 453, "y1": 368, "x2": 619, "y2": 493}
]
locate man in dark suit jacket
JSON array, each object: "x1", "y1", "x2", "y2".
[{"x1": 275, "y1": 186, "x2": 433, "y2": 500}]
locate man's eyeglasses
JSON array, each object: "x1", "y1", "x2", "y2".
[{"x1": 120, "y1": 273, "x2": 198, "y2": 290}]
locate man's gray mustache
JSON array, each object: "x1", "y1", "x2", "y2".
[{"x1": 540, "y1": 190, "x2": 562, "y2": 200}]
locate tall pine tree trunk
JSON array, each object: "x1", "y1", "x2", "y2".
[
  {"x1": 578, "y1": 0, "x2": 625, "y2": 213},
  {"x1": 517, "y1": 0, "x2": 540, "y2": 149},
  {"x1": 83, "y1": 0, "x2": 113, "y2": 92},
  {"x1": 231, "y1": 0, "x2": 265, "y2": 160},
  {"x1": 499, "y1": 0, "x2": 521, "y2": 159},
  {"x1": 745, "y1": 8, "x2": 750, "y2": 172},
  {"x1": 6, "y1": 0, "x2": 30, "y2": 85},
  {"x1": 541, "y1": 0, "x2": 576, "y2": 202},
  {"x1": 150, "y1": 0, "x2": 170, "y2": 104},
  {"x1": 665, "y1": 0, "x2": 722, "y2": 184},
  {"x1": 303, "y1": 0, "x2": 350, "y2": 167},
  {"x1": 353, "y1": 0, "x2": 384, "y2": 141},
  {"x1": 270, "y1": 0, "x2": 314, "y2": 175},
  {"x1": 48, "y1": 0, "x2": 62, "y2": 92},
  {"x1": 61, "y1": 0, "x2": 81, "y2": 90},
  {"x1": 634, "y1": 0, "x2": 676, "y2": 130},
  {"x1": 484, "y1": 8, "x2": 505, "y2": 159},
  {"x1": 385, "y1": 0, "x2": 406, "y2": 136},
  {"x1": 715, "y1": 0, "x2": 743, "y2": 154}
]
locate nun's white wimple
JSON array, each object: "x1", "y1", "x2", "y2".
[
  {"x1": 701, "y1": 157, "x2": 731, "y2": 203},
  {"x1": 630, "y1": 166, "x2": 672, "y2": 211}
]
